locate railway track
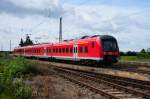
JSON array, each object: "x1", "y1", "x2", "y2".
[
  {"x1": 110, "y1": 64, "x2": 150, "y2": 75},
  {"x1": 27, "y1": 57, "x2": 150, "y2": 76},
  {"x1": 63, "y1": 68, "x2": 150, "y2": 91},
  {"x1": 50, "y1": 60, "x2": 150, "y2": 75},
  {"x1": 50, "y1": 66, "x2": 150, "y2": 99},
  {"x1": 28, "y1": 59, "x2": 150, "y2": 98}
]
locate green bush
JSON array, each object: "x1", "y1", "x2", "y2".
[
  {"x1": 4, "y1": 57, "x2": 31, "y2": 77},
  {"x1": 137, "y1": 52, "x2": 150, "y2": 59},
  {"x1": 0, "y1": 56, "x2": 33, "y2": 99},
  {"x1": 14, "y1": 78, "x2": 32, "y2": 99}
]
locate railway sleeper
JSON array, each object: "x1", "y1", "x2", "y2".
[
  {"x1": 108, "y1": 92, "x2": 125, "y2": 94},
  {"x1": 63, "y1": 74, "x2": 139, "y2": 99},
  {"x1": 104, "y1": 90, "x2": 138, "y2": 98},
  {"x1": 54, "y1": 67, "x2": 150, "y2": 99},
  {"x1": 128, "y1": 97, "x2": 144, "y2": 99},
  {"x1": 102, "y1": 89, "x2": 117, "y2": 92}
]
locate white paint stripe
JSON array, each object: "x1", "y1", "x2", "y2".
[
  {"x1": 16, "y1": 54, "x2": 103, "y2": 61},
  {"x1": 53, "y1": 56, "x2": 103, "y2": 61}
]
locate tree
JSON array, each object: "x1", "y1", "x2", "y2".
[
  {"x1": 19, "y1": 38, "x2": 24, "y2": 47},
  {"x1": 146, "y1": 48, "x2": 150, "y2": 52},
  {"x1": 120, "y1": 51, "x2": 125, "y2": 56},
  {"x1": 140, "y1": 49, "x2": 146, "y2": 53},
  {"x1": 24, "y1": 35, "x2": 33, "y2": 46},
  {"x1": 19, "y1": 35, "x2": 34, "y2": 47},
  {"x1": 126, "y1": 51, "x2": 137, "y2": 56}
]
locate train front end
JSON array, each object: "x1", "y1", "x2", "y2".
[{"x1": 100, "y1": 35, "x2": 119, "y2": 65}]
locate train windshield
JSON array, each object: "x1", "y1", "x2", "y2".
[{"x1": 102, "y1": 39, "x2": 118, "y2": 52}]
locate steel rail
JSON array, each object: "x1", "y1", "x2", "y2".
[{"x1": 55, "y1": 67, "x2": 150, "y2": 99}]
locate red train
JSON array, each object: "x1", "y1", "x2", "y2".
[{"x1": 14, "y1": 35, "x2": 119, "y2": 65}]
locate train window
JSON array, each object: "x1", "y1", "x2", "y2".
[
  {"x1": 76, "y1": 47, "x2": 78, "y2": 53},
  {"x1": 66, "y1": 48, "x2": 68, "y2": 53},
  {"x1": 56, "y1": 48, "x2": 58, "y2": 53},
  {"x1": 61, "y1": 48, "x2": 63, "y2": 53},
  {"x1": 74, "y1": 47, "x2": 77, "y2": 53},
  {"x1": 53, "y1": 48, "x2": 55, "y2": 53},
  {"x1": 59, "y1": 48, "x2": 61, "y2": 53},
  {"x1": 44, "y1": 48, "x2": 46, "y2": 53},
  {"x1": 63, "y1": 48, "x2": 65, "y2": 53},
  {"x1": 102, "y1": 39, "x2": 118, "y2": 51},
  {"x1": 70, "y1": 48, "x2": 73, "y2": 53},
  {"x1": 74, "y1": 47, "x2": 75, "y2": 53},
  {"x1": 80, "y1": 47, "x2": 83, "y2": 53},
  {"x1": 85, "y1": 46, "x2": 88, "y2": 53},
  {"x1": 92, "y1": 42, "x2": 95, "y2": 48},
  {"x1": 49, "y1": 49, "x2": 51, "y2": 53},
  {"x1": 47, "y1": 49, "x2": 48, "y2": 53}
]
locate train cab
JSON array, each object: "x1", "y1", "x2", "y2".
[{"x1": 100, "y1": 35, "x2": 119, "y2": 64}]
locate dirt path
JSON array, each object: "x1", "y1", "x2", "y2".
[{"x1": 28, "y1": 74, "x2": 105, "y2": 99}]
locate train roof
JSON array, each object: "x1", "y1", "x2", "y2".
[
  {"x1": 14, "y1": 43, "x2": 52, "y2": 49},
  {"x1": 14, "y1": 35, "x2": 116, "y2": 50}
]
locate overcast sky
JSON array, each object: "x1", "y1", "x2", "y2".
[{"x1": 0, "y1": 0, "x2": 150, "y2": 51}]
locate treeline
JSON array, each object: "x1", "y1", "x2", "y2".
[
  {"x1": 120, "y1": 49, "x2": 150, "y2": 59},
  {"x1": 19, "y1": 35, "x2": 33, "y2": 47},
  {"x1": 120, "y1": 51, "x2": 137, "y2": 56}
]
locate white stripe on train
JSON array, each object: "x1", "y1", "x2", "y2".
[{"x1": 15, "y1": 54, "x2": 103, "y2": 61}]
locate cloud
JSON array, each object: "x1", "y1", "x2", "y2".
[
  {"x1": 0, "y1": 1, "x2": 150, "y2": 51},
  {"x1": 62, "y1": 5, "x2": 150, "y2": 51},
  {"x1": 0, "y1": 0, "x2": 63, "y2": 18}
]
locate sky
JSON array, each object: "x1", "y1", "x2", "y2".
[{"x1": 0, "y1": 0, "x2": 150, "y2": 51}]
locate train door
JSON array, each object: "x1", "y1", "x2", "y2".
[
  {"x1": 73, "y1": 44, "x2": 78, "y2": 60},
  {"x1": 44, "y1": 47, "x2": 46, "y2": 57}
]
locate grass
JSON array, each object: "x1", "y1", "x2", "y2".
[
  {"x1": 120, "y1": 56, "x2": 150, "y2": 62},
  {"x1": 0, "y1": 52, "x2": 40, "y2": 99}
]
